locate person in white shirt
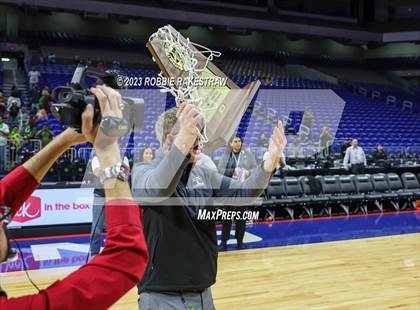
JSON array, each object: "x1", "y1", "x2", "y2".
[
  {"x1": 89, "y1": 155, "x2": 129, "y2": 258},
  {"x1": 28, "y1": 68, "x2": 41, "y2": 87},
  {"x1": 343, "y1": 139, "x2": 367, "y2": 174}
]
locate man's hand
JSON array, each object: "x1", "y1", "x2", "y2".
[
  {"x1": 263, "y1": 121, "x2": 287, "y2": 173},
  {"x1": 174, "y1": 101, "x2": 203, "y2": 155},
  {"x1": 233, "y1": 167, "x2": 249, "y2": 179},
  {"x1": 176, "y1": 101, "x2": 203, "y2": 136}
]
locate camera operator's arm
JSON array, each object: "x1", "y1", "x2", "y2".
[
  {"x1": 132, "y1": 103, "x2": 199, "y2": 202},
  {"x1": 0, "y1": 128, "x2": 86, "y2": 215},
  {"x1": 2, "y1": 86, "x2": 148, "y2": 310}
]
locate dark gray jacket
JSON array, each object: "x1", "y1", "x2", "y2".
[
  {"x1": 131, "y1": 145, "x2": 271, "y2": 292},
  {"x1": 217, "y1": 147, "x2": 257, "y2": 177}
]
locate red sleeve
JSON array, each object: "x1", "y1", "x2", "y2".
[
  {"x1": 1, "y1": 199, "x2": 149, "y2": 310},
  {"x1": 0, "y1": 166, "x2": 39, "y2": 215}
]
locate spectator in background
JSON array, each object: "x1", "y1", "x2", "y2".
[
  {"x1": 140, "y1": 147, "x2": 154, "y2": 163},
  {"x1": 22, "y1": 118, "x2": 37, "y2": 140},
  {"x1": 97, "y1": 60, "x2": 105, "y2": 71},
  {"x1": 7, "y1": 86, "x2": 22, "y2": 114},
  {"x1": 10, "y1": 85, "x2": 20, "y2": 99},
  {"x1": 7, "y1": 99, "x2": 21, "y2": 128},
  {"x1": 9, "y1": 127, "x2": 21, "y2": 146},
  {"x1": 112, "y1": 59, "x2": 121, "y2": 69},
  {"x1": 341, "y1": 138, "x2": 351, "y2": 158},
  {"x1": 343, "y1": 138, "x2": 366, "y2": 174},
  {"x1": 35, "y1": 123, "x2": 54, "y2": 148},
  {"x1": 39, "y1": 87, "x2": 51, "y2": 111},
  {"x1": 217, "y1": 136, "x2": 257, "y2": 250},
  {"x1": 319, "y1": 126, "x2": 333, "y2": 158},
  {"x1": 89, "y1": 155, "x2": 106, "y2": 259},
  {"x1": 372, "y1": 144, "x2": 387, "y2": 165},
  {"x1": 8, "y1": 127, "x2": 21, "y2": 168},
  {"x1": 0, "y1": 92, "x2": 6, "y2": 116},
  {"x1": 0, "y1": 117, "x2": 9, "y2": 172},
  {"x1": 30, "y1": 83, "x2": 41, "y2": 110},
  {"x1": 28, "y1": 67, "x2": 41, "y2": 88},
  {"x1": 258, "y1": 132, "x2": 269, "y2": 149},
  {"x1": 37, "y1": 108, "x2": 48, "y2": 121},
  {"x1": 299, "y1": 108, "x2": 314, "y2": 144},
  {"x1": 217, "y1": 136, "x2": 257, "y2": 179},
  {"x1": 18, "y1": 137, "x2": 34, "y2": 163},
  {"x1": 89, "y1": 155, "x2": 130, "y2": 259},
  {"x1": 48, "y1": 52, "x2": 56, "y2": 64}
]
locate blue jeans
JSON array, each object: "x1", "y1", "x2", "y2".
[{"x1": 89, "y1": 193, "x2": 106, "y2": 256}]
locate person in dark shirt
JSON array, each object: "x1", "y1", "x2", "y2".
[
  {"x1": 319, "y1": 126, "x2": 333, "y2": 158},
  {"x1": 341, "y1": 138, "x2": 351, "y2": 158},
  {"x1": 132, "y1": 102, "x2": 287, "y2": 310},
  {"x1": 258, "y1": 132, "x2": 269, "y2": 148},
  {"x1": 217, "y1": 136, "x2": 257, "y2": 250},
  {"x1": 35, "y1": 123, "x2": 54, "y2": 148},
  {"x1": 372, "y1": 144, "x2": 387, "y2": 166}
]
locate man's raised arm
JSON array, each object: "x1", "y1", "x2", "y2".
[
  {"x1": 210, "y1": 121, "x2": 287, "y2": 205},
  {"x1": 132, "y1": 102, "x2": 202, "y2": 203}
]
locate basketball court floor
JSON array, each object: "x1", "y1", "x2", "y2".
[{"x1": 1, "y1": 210, "x2": 419, "y2": 309}]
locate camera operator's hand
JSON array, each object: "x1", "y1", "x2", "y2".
[
  {"x1": 174, "y1": 101, "x2": 203, "y2": 155},
  {"x1": 84, "y1": 85, "x2": 123, "y2": 167},
  {"x1": 58, "y1": 128, "x2": 88, "y2": 146},
  {"x1": 84, "y1": 86, "x2": 123, "y2": 146}
]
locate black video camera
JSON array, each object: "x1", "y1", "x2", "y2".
[{"x1": 51, "y1": 65, "x2": 144, "y2": 136}]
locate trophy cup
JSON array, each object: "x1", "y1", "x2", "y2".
[{"x1": 146, "y1": 25, "x2": 261, "y2": 153}]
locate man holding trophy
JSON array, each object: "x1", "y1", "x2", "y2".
[{"x1": 132, "y1": 25, "x2": 287, "y2": 310}]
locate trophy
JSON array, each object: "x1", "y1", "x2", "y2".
[{"x1": 146, "y1": 25, "x2": 261, "y2": 153}]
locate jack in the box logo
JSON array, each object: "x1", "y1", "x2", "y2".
[{"x1": 13, "y1": 196, "x2": 42, "y2": 223}]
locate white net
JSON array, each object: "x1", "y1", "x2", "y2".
[{"x1": 149, "y1": 25, "x2": 222, "y2": 146}]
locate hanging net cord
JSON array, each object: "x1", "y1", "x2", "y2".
[{"x1": 150, "y1": 26, "x2": 222, "y2": 146}]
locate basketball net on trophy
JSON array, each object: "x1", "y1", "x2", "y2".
[{"x1": 147, "y1": 25, "x2": 261, "y2": 153}]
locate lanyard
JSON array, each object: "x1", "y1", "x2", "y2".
[{"x1": 232, "y1": 151, "x2": 241, "y2": 168}]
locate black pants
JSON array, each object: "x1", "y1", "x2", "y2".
[
  {"x1": 351, "y1": 163, "x2": 365, "y2": 175},
  {"x1": 221, "y1": 219, "x2": 246, "y2": 245}
]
